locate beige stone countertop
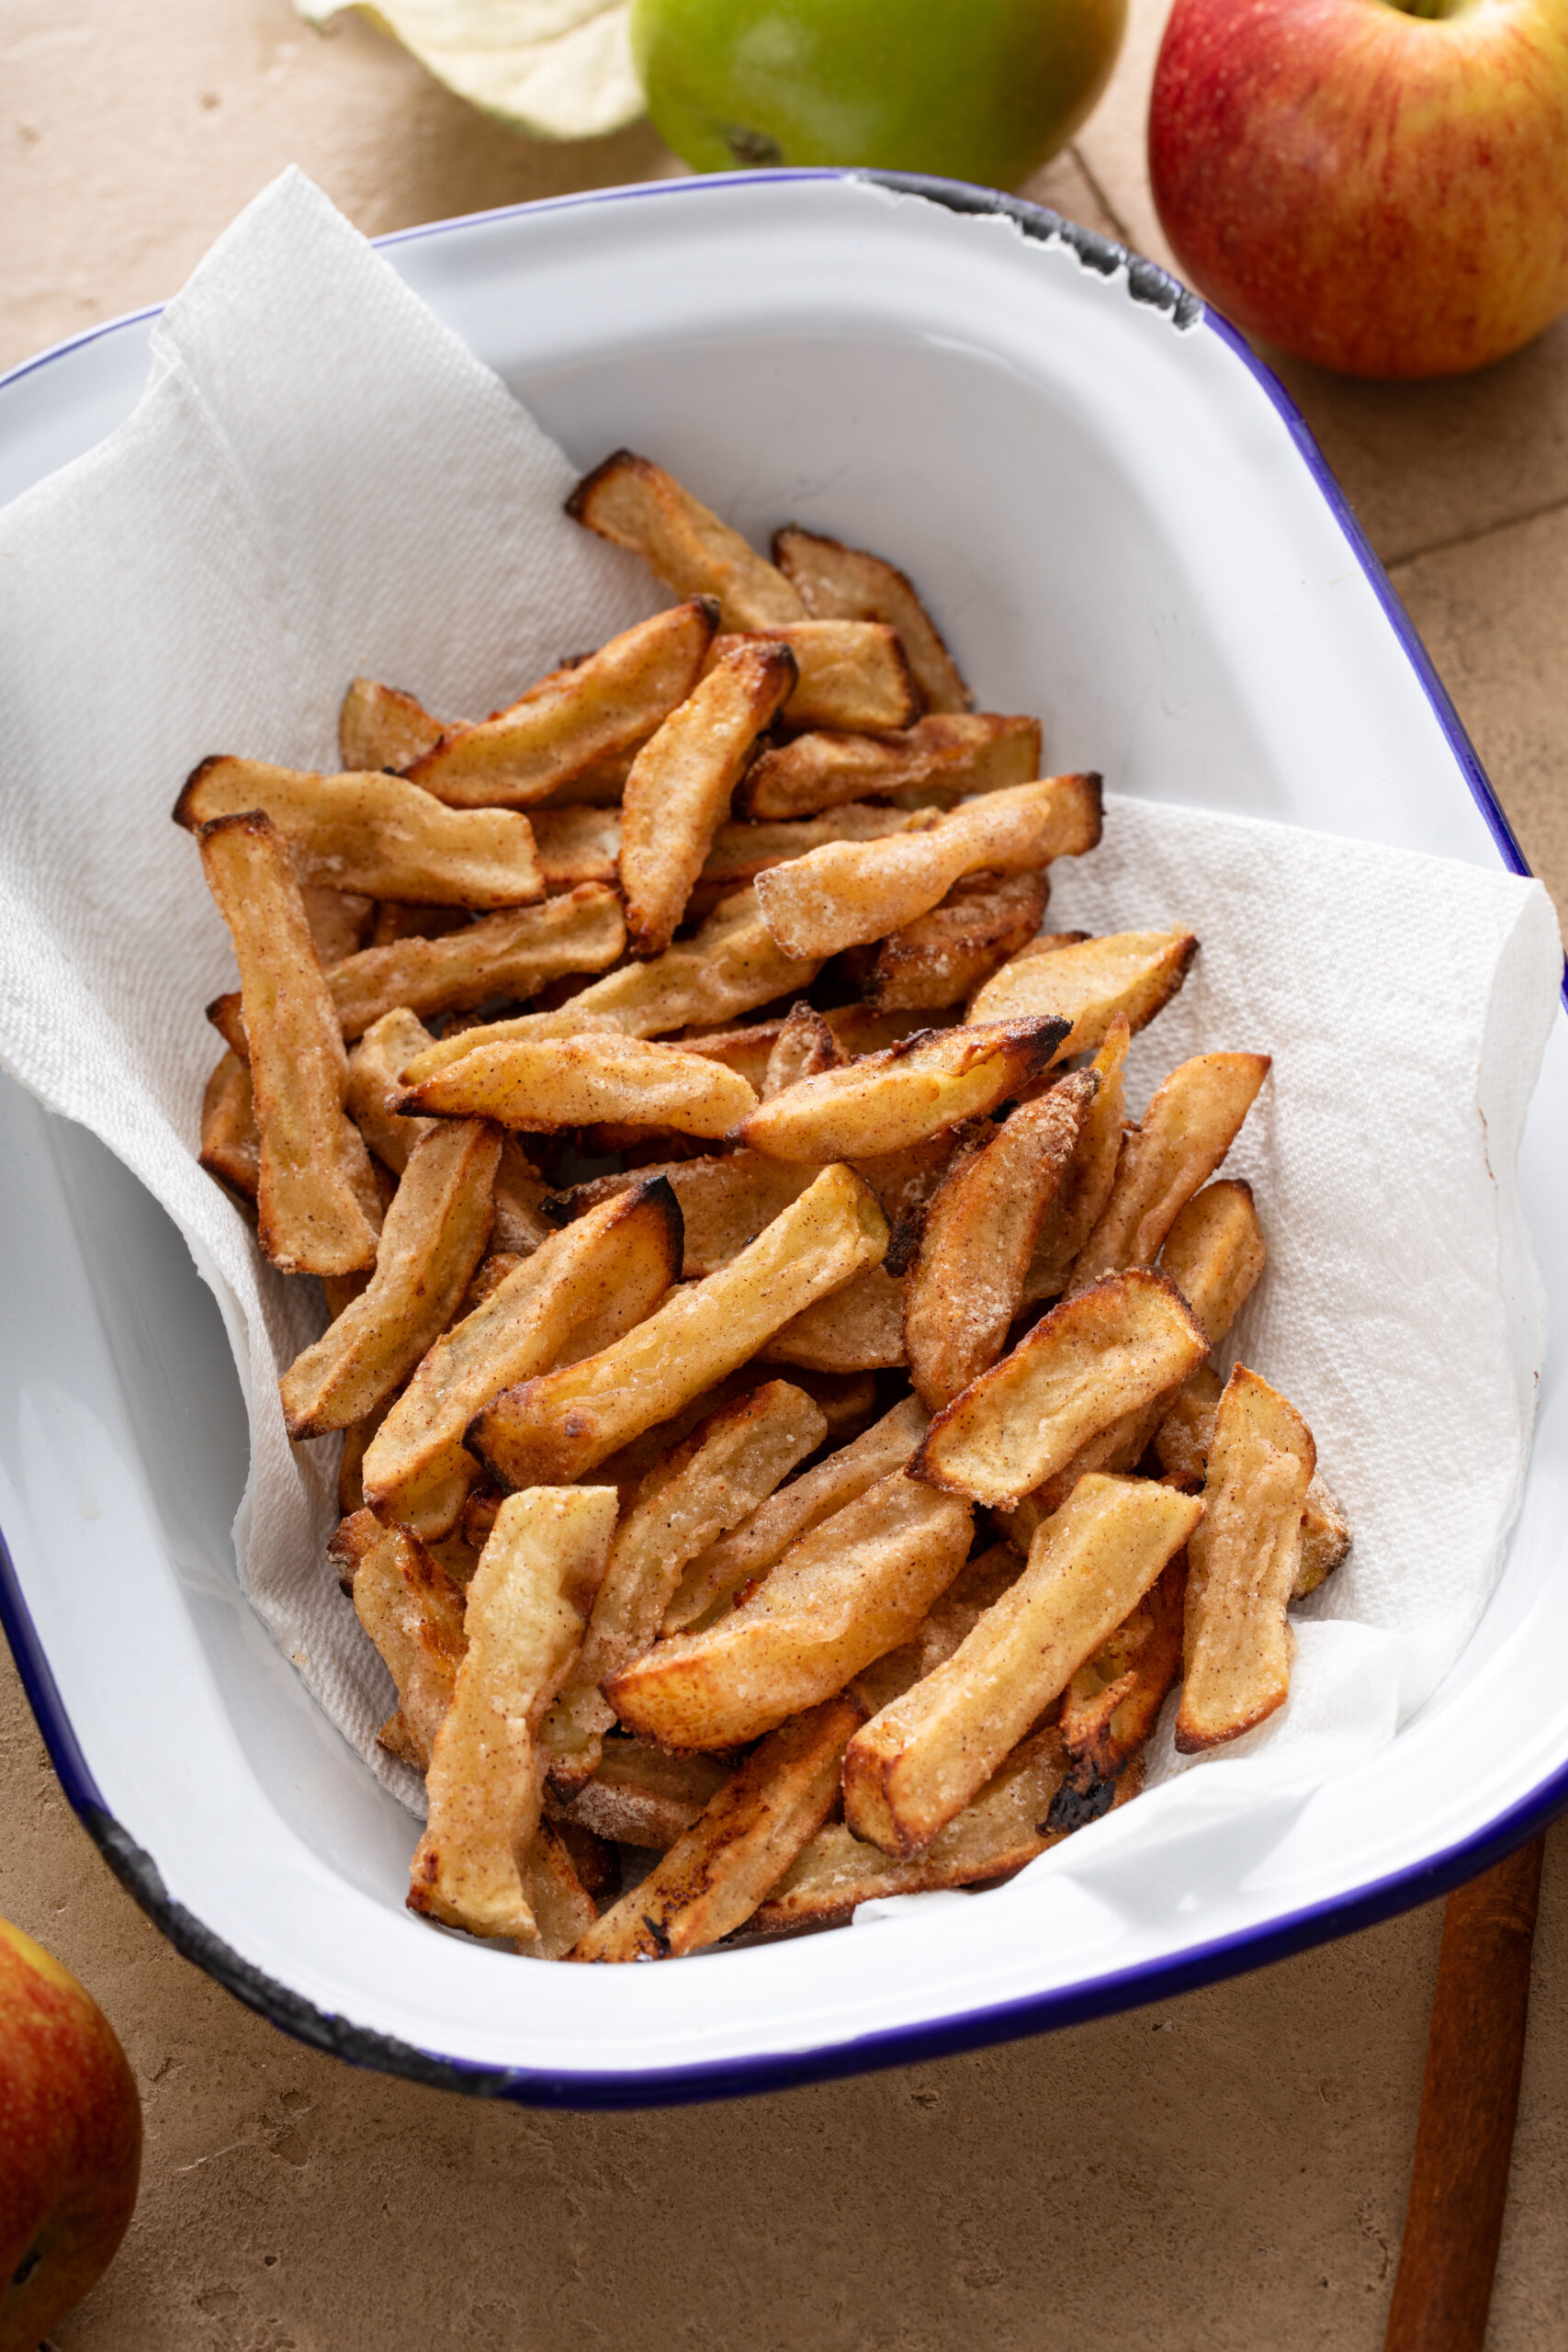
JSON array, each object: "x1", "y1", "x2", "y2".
[{"x1": 6, "y1": 3, "x2": 1568, "y2": 2345}]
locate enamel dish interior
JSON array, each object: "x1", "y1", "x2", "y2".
[{"x1": 2, "y1": 172, "x2": 1564, "y2": 2105}]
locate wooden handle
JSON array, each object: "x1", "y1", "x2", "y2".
[{"x1": 1383, "y1": 1836, "x2": 1543, "y2": 2352}]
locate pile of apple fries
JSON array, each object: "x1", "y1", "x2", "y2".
[{"x1": 182, "y1": 449, "x2": 1350, "y2": 1963}]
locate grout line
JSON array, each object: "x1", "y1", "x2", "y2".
[
  {"x1": 1066, "y1": 144, "x2": 1134, "y2": 249},
  {"x1": 1384, "y1": 490, "x2": 1568, "y2": 576}
]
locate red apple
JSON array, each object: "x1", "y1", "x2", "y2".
[
  {"x1": 0, "y1": 1920, "x2": 141, "y2": 2352},
  {"x1": 1148, "y1": 0, "x2": 1568, "y2": 379}
]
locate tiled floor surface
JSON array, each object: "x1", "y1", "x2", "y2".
[{"x1": 6, "y1": 2, "x2": 1568, "y2": 2343}]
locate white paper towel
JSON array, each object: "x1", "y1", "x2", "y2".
[{"x1": 0, "y1": 172, "x2": 1559, "y2": 1838}]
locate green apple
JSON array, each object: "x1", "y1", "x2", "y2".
[
  {"x1": 0, "y1": 1920, "x2": 141, "y2": 2352},
  {"x1": 630, "y1": 0, "x2": 1127, "y2": 187}
]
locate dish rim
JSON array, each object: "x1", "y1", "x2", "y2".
[{"x1": 2, "y1": 164, "x2": 1563, "y2": 2109}]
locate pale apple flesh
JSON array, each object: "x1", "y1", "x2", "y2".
[
  {"x1": 0, "y1": 1918, "x2": 141, "y2": 2352},
  {"x1": 1149, "y1": 0, "x2": 1568, "y2": 378}
]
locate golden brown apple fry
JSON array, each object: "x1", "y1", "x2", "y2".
[
  {"x1": 301, "y1": 886, "x2": 376, "y2": 967},
  {"x1": 345, "y1": 1008, "x2": 438, "y2": 1172},
  {"x1": 762, "y1": 1002, "x2": 844, "y2": 1098},
  {"x1": 904, "y1": 1070, "x2": 1099, "y2": 1412},
  {"x1": 607, "y1": 1470, "x2": 972, "y2": 1752},
  {"x1": 531, "y1": 805, "x2": 622, "y2": 888},
  {"x1": 570, "y1": 1694, "x2": 861, "y2": 1962},
  {"x1": 409, "y1": 1487, "x2": 617, "y2": 1944},
  {"x1": 197, "y1": 811, "x2": 381, "y2": 1277},
  {"x1": 405, "y1": 601, "x2": 720, "y2": 807},
  {"x1": 1023, "y1": 1015, "x2": 1132, "y2": 1306},
  {"x1": 621, "y1": 637, "x2": 797, "y2": 956},
  {"x1": 545, "y1": 1151, "x2": 818, "y2": 1279},
  {"x1": 967, "y1": 926, "x2": 1198, "y2": 1057},
  {"x1": 1153, "y1": 1371, "x2": 1348, "y2": 1601},
  {"x1": 861, "y1": 871, "x2": 1053, "y2": 1013},
  {"x1": 363, "y1": 1177, "x2": 682, "y2": 1525},
  {"x1": 844, "y1": 1474, "x2": 1201, "y2": 1855},
  {"x1": 400, "y1": 1033, "x2": 758, "y2": 1137},
  {"x1": 664, "y1": 1392, "x2": 929, "y2": 1634},
  {"x1": 551, "y1": 1741, "x2": 733, "y2": 1850},
  {"x1": 338, "y1": 1510, "x2": 468, "y2": 1770},
  {"x1": 773, "y1": 524, "x2": 973, "y2": 714},
  {"x1": 1066, "y1": 1052, "x2": 1272, "y2": 1295},
  {"x1": 708, "y1": 621, "x2": 918, "y2": 732},
  {"x1": 754, "y1": 775, "x2": 1102, "y2": 959},
  {"x1": 1059, "y1": 1554, "x2": 1187, "y2": 1782},
  {"x1": 753, "y1": 1724, "x2": 1068, "y2": 1932},
  {"x1": 175, "y1": 758, "x2": 543, "y2": 907},
  {"x1": 520, "y1": 1820, "x2": 600, "y2": 1962},
  {"x1": 1177, "y1": 1366, "x2": 1315, "y2": 1752},
  {"x1": 735, "y1": 1015, "x2": 1068, "y2": 1164},
  {"x1": 738, "y1": 712, "x2": 1039, "y2": 820},
  {"x1": 567, "y1": 449, "x2": 807, "y2": 629},
  {"x1": 849, "y1": 1541, "x2": 1025, "y2": 1715},
  {"x1": 547, "y1": 1381, "x2": 829, "y2": 1788},
  {"x1": 758, "y1": 1262, "x2": 908, "y2": 1372},
  {"x1": 203, "y1": 990, "x2": 250, "y2": 1061},
  {"x1": 198, "y1": 1051, "x2": 260, "y2": 1202},
  {"x1": 339, "y1": 677, "x2": 446, "y2": 774},
  {"x1": 325, "y1": 884, "x2": 626, "y2": 1039},
  {"x1": 399, "y1": 888, "x2": 821, "y2": 1080},
  {"x1": 279, "y1": 1119, "x2": 502, "y2": 1439},
  {"x1": 911, "y1": 1268, "x2": 1210, "y2": 1508},
  {"x1": 1156, "y1": 1178, "x2": 1267, "y2": 1344},
  {"x1": 693, "y1": 801, "x2": 917, "y2": 906},
  {"x1": 468, "y1": 1162, "x2": 887, "y2": 1489}
]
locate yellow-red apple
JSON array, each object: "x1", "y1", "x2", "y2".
[
  {"x1": 1148, "y1": 0, "x2": 1568, "y2": 378},
  {"x1": 0, "y1": 1920, "x2": 141, "y2": 2352}
]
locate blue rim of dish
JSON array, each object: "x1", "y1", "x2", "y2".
[{"x1": 2, "y1": 165, "x2": 1564, "y2": 2109}]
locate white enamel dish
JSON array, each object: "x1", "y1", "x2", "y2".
[{"x1": 2, "y1": 171, "x2": 1564, "y2": 2107}]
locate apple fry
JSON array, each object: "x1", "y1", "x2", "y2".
[
  {"x1": 468, "y1": 1162, "x2": 887, "y2": 1489},
  {"x1": 1177, "y1": 1367, "x2": 1315, "y2": 1752},
  {"x1": 1058, "y1": 1554, "x2": 1187, "y2": 1783},
  {"x1": 754, "y1": 775, "x2": 1102, "y2": 959},
  {"x1": 335, "y1": 1510, "x2": 468, "y2": 1769},
  {"x1": 531, "y1": 805, "x2": 622, "y2": 888},
  {"x1": 520, "y1": 1821, "x2": 600, "y2": 1962},
  {"x1": 664, "y1": 1392, "x2": 929, "y2": 1633},
  {"x1": 547, "y1": 1381, "x2": 828, "y2": 1789},
  {"x1": 1066, "y1": 1052, "x2": 1271, "y2": 1295},
  {"x1": 338, "y1": 676, "x2": 445, "y2": 774},
  {"x1": 773, "y1": 524, "x2": 973, "y2": 713},
  {"x1": 708, "y1": 621, "x2": 918, "y2": 732},
  {"x1": 759, "y1": 1262, "x2": 908, "y2": 1372},
  {"x1": 904, "y1": 1071, "x2": 1099, "y2": 1411},
  {"x1": 844, "y1": 1474, "x2": 1201, "y2": 1854},
  {"x1": 545, "y1": 1151, "x2": 818, "y2": 1279},
  {"x1": 968, "y1": 926, "x2": 1198, "y2": 1054},
  {"x1": 409, "y1": 1486, "x2": 617, "y2": 1944},
  {"x1": 197, "y1": 811, "x2": 381, "y2": 1276},
  {"x1": 761, "y1": 1002, "x2": 844, "y2": 1097},
  {"x1": 607, "y1": 1470, "x2": 972, "y2": 1751},
  {"x1": 569, "y1": 1696, "x2": 862, "y2": 1962},
  {"x1": 175, "y1": 757, "x2": 543, "y2": 907},
  {"x1": 198, "y1": 1050, "x2": 259, "y2": 1203},
  {"x1": 279, "y1": 1117, "x2": 502, "y2": 1439},
  {"x1": 739, "y1": 713, "x2": 1039, "y2": 820},
  {"x1": 858, "y1": 870, "x2": 1053, "y2": 1013},
  {"x1": 398, "y1": 888, "x2": 821, "y2": 1080},
  {"x1": 1153, "y1": 1371, "x2": 1349, "y2": 1600},
  {"x1": 550, "y1": 1741, "x2": 732, "y2": 1851},
  {"x1": 567, "y1": 449, "x2": 806, "y2": 628},
  {"x1": 735, "y1": 1015, "x2": 1068, "y2": 1163},
  {"x1": 620, "y1": 636, "x2": 797, "y2": 956},
  {"x1": 400, "y1": 1033, "x2": 758, "y2": 1137},
  {"x1": 405, "y1": 601, "x2": 719, "y2": 807},
  {"x1": 363, "y1": 1177, "x2": 682, "y2": 1529},
  {"x1": 1023, "y1": 1016, "x2": 1131, "y2": 1305},
  {"x1": 754, "y1": 1724, "x2": 1069, "y2": 1932},
  {"x1": 325, "y1": 884, "x2": 625, "y2": 1038},
  {"x1": 911, "y1": 1269, "x2": 1210, "y2": 1508}
]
